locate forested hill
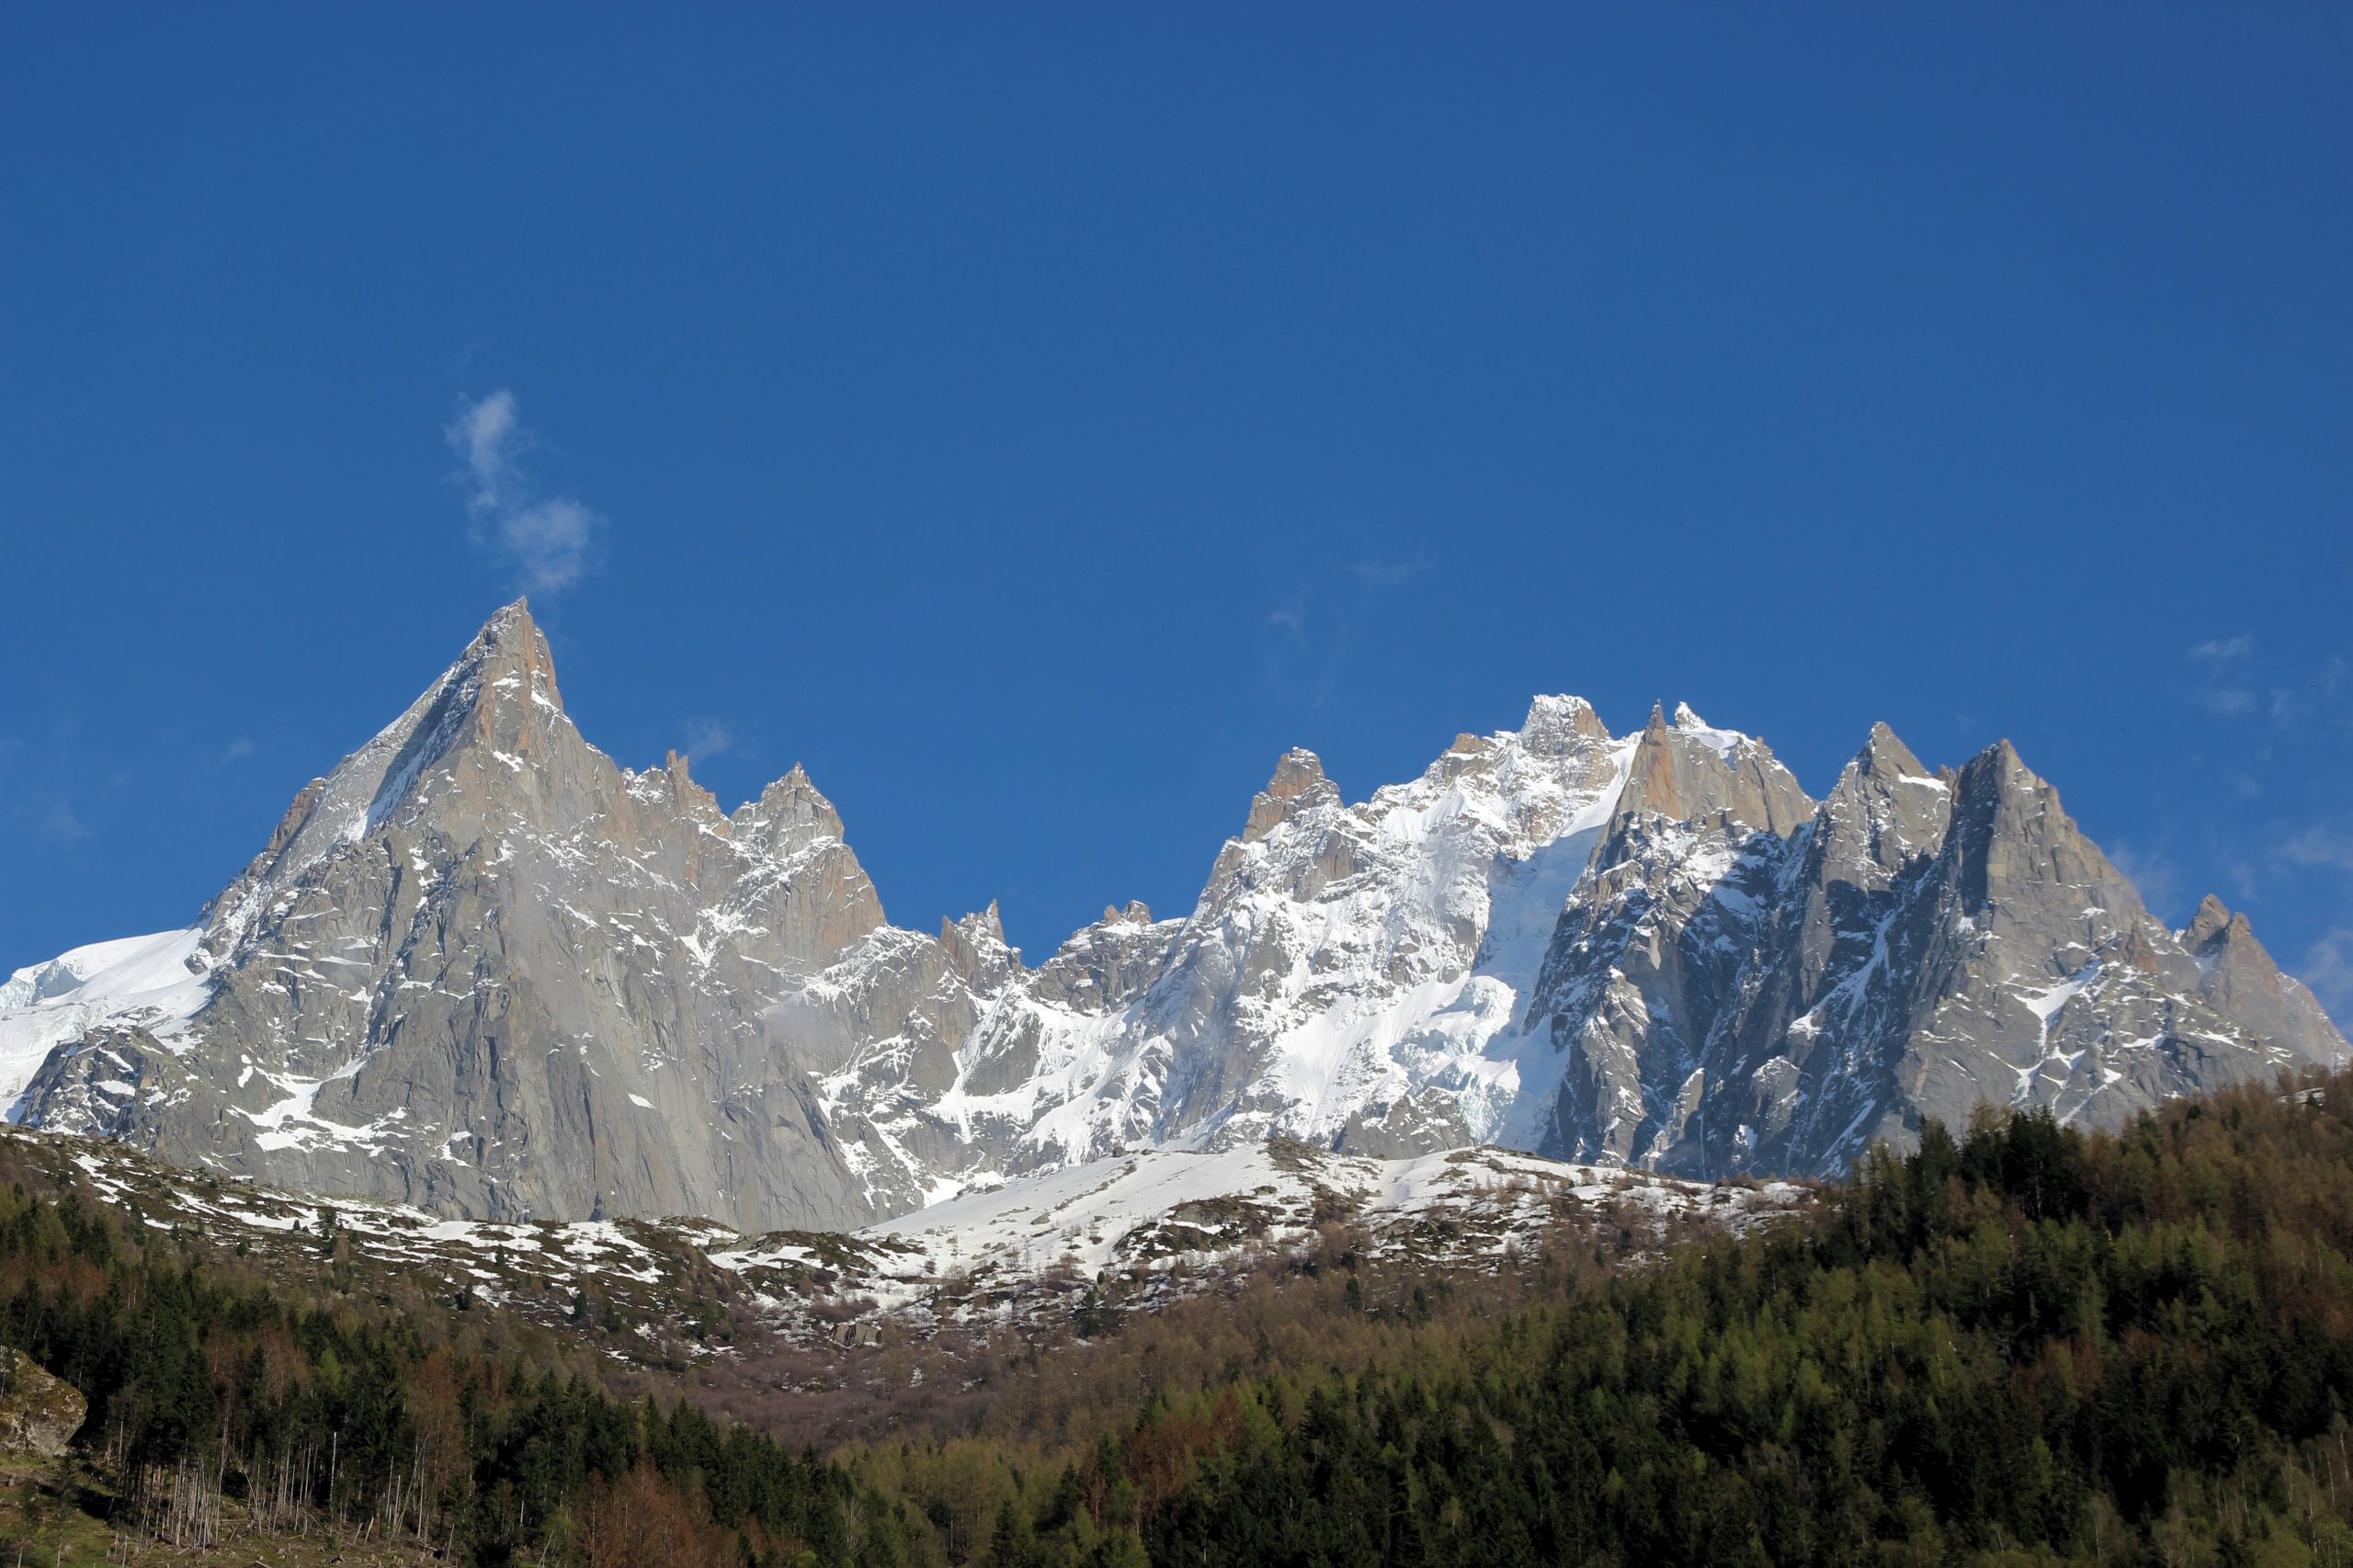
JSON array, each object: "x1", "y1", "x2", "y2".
[
  {"x1": 12, "y1": 1073, "x2": 2353, "y2": 1565},
  {"x1": 1115, "y1": 1081, "x2": 2353, "y2": 1567}
]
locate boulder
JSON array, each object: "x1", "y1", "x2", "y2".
[{"x1": 0, "y1": 1346, "x2": 85, "y2": 1457}]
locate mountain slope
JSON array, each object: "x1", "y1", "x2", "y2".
[
  {"x1": 4, "y1": 602, "x2": 2341, "y2": 1225},
  {"x1": 1527, "y1": 713, "x2": 2347, "y2": 1176},
  {"x1": 11, "y1": 606, "x2": 886, "y2": 1228}
]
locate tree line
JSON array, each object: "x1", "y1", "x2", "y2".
[{"x1": 15, "y1": 1072, "x2": 2353, "y2": 1564}]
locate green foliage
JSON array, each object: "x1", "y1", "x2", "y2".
[
  {"x1": 1094, "y1": 1077, "x2": 2353, "y2": 1565},
  {"x1": 18, "y1": 1070, "x2": 2353, "y2": 1566},
  {"x1": 0, "y1": 1171, "x2": 873, "y2": 1565}
]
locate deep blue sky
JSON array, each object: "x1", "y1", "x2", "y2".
[{"x1": 3, "y1": 7, "x2": 2348, "y2": 1015}]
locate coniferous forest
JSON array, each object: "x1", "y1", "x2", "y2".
[{"x1": 10, "y1": 1072, "x2": 2353, "y2": 1565}]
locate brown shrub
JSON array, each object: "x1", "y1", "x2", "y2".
[{"x1": 581, "y1": 1460, "x2": 729, "y2": 1568}]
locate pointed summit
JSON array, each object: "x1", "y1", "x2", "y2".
[
  {"x1": 1853, "y1": 721, "x2": 1926, "y2": 780},
  {"x1": 456, "y1": 597, "x2": 564, "y2": 715},
  {"x1": 1263, "y1": 747, "x2": 1326, "y2": 797},
  {"x1": 1619, "y1": 705, "x2": 1682, "y2": 821},
  {"x1": 482, "y1": 596, "x2": 533, "y2": 635},
  {"x1": 1513, "y1": 694, "x2": 1608, "y2": 756},
  {"x1": 1813, "y1": 721, "x2": 1950, "y2": 885},
  {"x1": 1616, "y1": 705, "x2": 1811, "y2": 834},
  {"x1": 736, "y1": 762, "x2": 847, "y2": 855},
  {"x1": 1947, "y1": 735, "x2": 2155, "y2": 936},
  {"x1": 2179, "y1": 894, "x2": 2346, "y2": 1053},
  {"x1": 2184, "y1": 893, "x2": 2234, "y2": 950},
  {"x1": 1952, "y1": 737, "x2": 2042, "y2": 816},
  {"x1": 1243, "y1": 747, "x2": 1338, "y2": 843},
  {"x1": 940, "y1": 902, "x2": 1020, "y2": 987},
  {"x1": 198, "y1": 599, "x2": 587, "y2": 949}
]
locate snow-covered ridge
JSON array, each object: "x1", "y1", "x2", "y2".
[
  {"x1": 809, "y1": 693, "x2": 1640, "y2": 1211},
  {"x1": 5, "y1": 600, "x2": 2342, "y2": 1232},
  {"x1": 858, "y1": 1140, "x2": 1805, "y2": 1319},
  {"x1": 0, "y1": 599, "x2": 1684, "y2": 1229},
  {"x1": 0, "y1": 929, "x2": 210, "y2": 1112}
]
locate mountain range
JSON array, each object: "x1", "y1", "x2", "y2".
[{"x1": 4, "y1": 600, "x2": 2340, "y2": 1231}]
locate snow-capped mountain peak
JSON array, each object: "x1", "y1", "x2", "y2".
[{"x1": 3, "y1": 608, "x2": 2341, "y2": 1231}]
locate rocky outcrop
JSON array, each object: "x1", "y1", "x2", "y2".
[
  {"x1": 15, "y1": 604, "x2": 894, "y2": 1229},
  {"x1": 0, "y1": 1346, "x2": 85, "y2": 1457},
  {"x1": 1242, "y1": 749, "x2": 1339, "y2": 844},
  {"x1": 1527, "y1": 722, "x2": 2347, "y2": 1177},
  {"x1": 2183, "y1": 894, "x2": 2345, "y2": 1052},
  {"x1": 1524, "y1": 704, "x2": 1813, "y2": 1168}
]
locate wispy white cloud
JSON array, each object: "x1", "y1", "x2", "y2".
[
  {"x1": 2216, "y1": 849, "x2": 2263, "y2": 905},
  {"x1": 1256, "y1": 553, "x2": 1435, "y2": 706},
  {"x1": 36, "y1": 799, "x2": 86, "y2": 844},
  {"x1": 2188, "y1": 634, "x2": 2254, "y2": 664},
  {"x1": 2269, "y1": 653, "x2": 2351, "y2": 729},
  {"x1": 448, "y1": 390, "x2": 602, "y2": 595},
  {"x1": 1347, "y1": 556, "x2": 1427, "y2": 587},
  {"x1": 2185, "y1": 634, "x2": 2258, "y2": 716},
  {"x1": 497, "y1": 499, "x2": 596, "y2": 595},
  {"x1": 2264, "y1": 817, "x2": 2353, "y2": 1022},
  {"x1": 2182, "y1": 637, "x2": 2353, "y2": 733},
  {"x1": 2195, "y1": 687, "x2": 2259, "y2": 718},
  {"x1": 2302, "y1": 927, "x2": 2353, "y2": 1023},
  {"x1": 677, "y1": 718, "x2": 736, "y2": 764},
  {"x1": 218, "y1": 737, "x2": 255, "y2": 766},
  {"x1": 2274, "y1": 824, "x2": 2353, "y2": 875},
  {"x1": 451, "y1": 390, "x2": 519, "y2": 514},
  {"x1": 2108, "y1": 839, "x2": 2184, "y2": 923},
  {"x1": 1256, "y1": 597, "x2": 1322, "y2": 699}
]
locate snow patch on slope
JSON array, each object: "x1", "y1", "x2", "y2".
[
  {"x1": 0, "y1": 929, "x2": 210, "y2": 1111},
  {"x1": 847, "y1": 1140, "x2": 1809, "y2": 1327}
]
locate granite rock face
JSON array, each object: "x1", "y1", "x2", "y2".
[
  {"x1": 16, "y1": 606, "x2": 890, "y2": 1229},
  {"x1": 0, "y1": 1347, "x2": 85, "y2": 1457},
  {"x1": 1526, "y1": 716, "x2": 2347, "y2": 1176},
  {"x1": 6, "y1": 605, "x2": 2343, "y2": 1225}
]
